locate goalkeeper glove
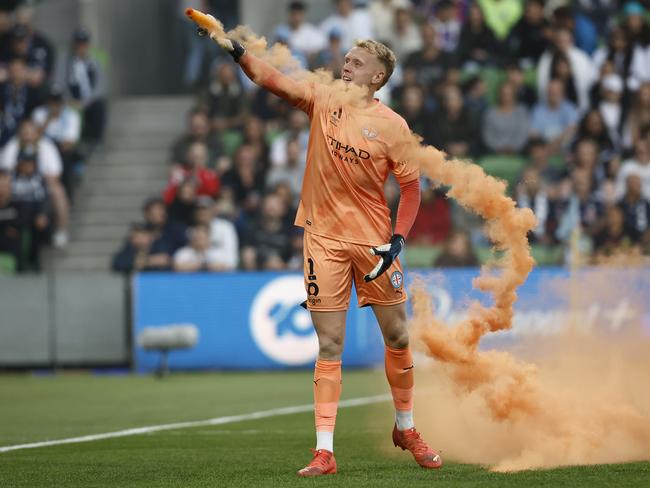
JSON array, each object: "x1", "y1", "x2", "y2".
[
  {"x1": 197, "y1": 28, "x2": 246, "y2": 62},
  {"x1": 364, "y1": 234, "x2": 405, "y2": 282}
]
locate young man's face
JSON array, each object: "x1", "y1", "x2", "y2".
[{"x1": 341, "y1": 47, "x2": 385, "y2": 90}]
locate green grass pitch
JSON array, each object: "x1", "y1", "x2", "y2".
[{"x1": 0, "y1": 370, "x2": 648, "y2": 487}]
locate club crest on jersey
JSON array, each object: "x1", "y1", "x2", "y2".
[
  {"x1": 362, "y1": 127, "x2": 378, "y2": 140},
  {"x1": 390, "y1": 271, "x2": 403, "y2": 289}
]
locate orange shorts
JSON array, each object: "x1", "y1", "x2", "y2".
[{"x1": 303, "y1": 231, "x2": 407, "y2": 311}]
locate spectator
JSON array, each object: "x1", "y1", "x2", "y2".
[
  {"x1": 280, "y1": 1, "x2": 327, "y2": 58},
  {"x1": 312, "y1": 27, "x2": 346, "y2": 74},
  {"x1": 597, "y1": 73, "x2": 624, "y2": 147},
  {"x1": 525, "y1": 137, "x2": 562, "y2": 185},
  {"x1": 173, "y1": 223, "x2": 228, "y2": 272},
  {"x1": 507, "y1": 0, "x2": 550, "y2": 68},
  {"x1": 168, "y1": 180, "x2": 198, "y2": 228},
  {"x1": 193, "y1": 196, "x2": 238, "y2": 270},
  {"x1": 593, "y1": 26, "x2": 646, "y2": 94},
  {"x1": 286, "y1": 227, "x2": 305, "y2": 270},
  {"x1": 457, "y1": 2, "x2": 498, "y2": 70},
  {"x1": 0, "y1": 56, "x2": 41, "y2": 146},
  {"x1": 429, "y1": 0, "x2": 461, "y2": 53},
  {"x1": 537, "y1": 27, "x2": 596, "y2": 113},
  {"x1": 241, "y1": 115, "x2": 270, "y2": 172},
  {"x1": 403, "y1": 23, "x2": 453, "y2": 95},
  {"x1": 622, "y1": 1, "x2": 650, "y2": 51},
  {"x1": 170, "y1": 108, "x2": 223, "y2": 167},
  {"x1": 369, "y1": 0, "x2": 412, "y2": 44},
  {"x1": 267, "y1": 139, "x2": 304, "y2": 204},
  {"x1": 204, "y1": 61, "x2": 247, "y2": 132},
  {"x1": 67, "y1": 27, "x2": 107, "y2": 148},
  {"x1": 142, "y1": 196, "x2": 187, "y2": 253},
  {"x1": 433, "y1": 229, "x2": 480, "y2": 267},
  {"x1": 240, "y1": 192, "x2": 293, "y2": 270},
  {"x1": 320, "y1": 0, "x2": 374, "y2": 52},
  {"x1": 462, "y1": 76, "x2": 489, "y2": 122},
  {"x1": 112, "y1": 222, "x2": 171, "y2": 273},
  {"x1": 2, "y1": 7, "x2": 54, "y2": 87},
  {"x1": 221, "y1": 144, "x2": 266, "y2": 213},
  {"x1": 504, "y1": 63, "x2": 536, "y2": 108},
  {"x1": 270, "y1": 109, "x2": 309, "y2": 168},
  {"x1": 31, "y1": 84, "x2": 82, "y2": 202},
  {"x1": 163, "y1": 141, "x2": 221, "y2": 205},
  {"x1": 10, "y1": 149, "x2": 49, "y2": 270},
  {"x1": 516, "y1": 167, "x2": 551, "y2": 243},
  {"x1": 408, "y1": 186, "x2": 451, "y2": 245},
  {"x1": 529, "y1": 79, "x2": 579, "y2": 153},
  {"x1": 482, "y1": 81, "x2": 529, "y2": 154},
  {"x1": 555, "y1": 168, "x2": 604, "y2": 243},
  {"x1": 0, "y1": 119, "x2": 69, "y2": 247},
  {"x1": 398, "y1": 84, "x2": 431, "y2": 143},
  {"x1": 576, "y1": 109, "x2": 615, "y2": 163},
  {"x1": 592, "y1": 205, "x2": 633, "y2": 259},
  {"x1": 430, "y1": 84, "x2": 479, "y2": 158},
  {"x1": 616, "y1": 139, "x2": 650, "y2": 200},
  {"x1": 477, "y1": 0, "x2": 522, "y2": 42},
  {"x1": 384, "y1": 6, "x2": 422, "y2": 60},
  {"x1": 0, "y1": 168, "x2": 22, "y2": 269},
  {"x1": 618, "y1": 172, "x2": 650, "y2": 243},
  {"x1": 570, "y1": 138, "x2": 604, "y2": 183},
  {"x1": 625, "y1": 82, "x2": 650, "y2": 148}
]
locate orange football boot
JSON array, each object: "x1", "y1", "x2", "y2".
[
  {"x1": 297, "y1": 448, "x2": 337, "y2": 477},
  {"x1": 392, "y1": 424, "x2": 442, "y2": 469}
]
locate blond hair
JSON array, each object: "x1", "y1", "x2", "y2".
[{"x1": 354, "y1": 39, "x2": 396, "y2": 88}]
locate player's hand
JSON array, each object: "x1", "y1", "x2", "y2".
[
  {"x1": 364, "y1": 234, "x2": 405, "y2": 282},
  {"x1": 196, "y1": 27, "x2": 245, "y2": 62}
]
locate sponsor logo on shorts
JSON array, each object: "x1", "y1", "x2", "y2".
[{"x1": 390, "y1": 271, "x2": 403, "y2": 289}]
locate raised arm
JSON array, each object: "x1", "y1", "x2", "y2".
[{"x1": 186, "y1": 8, "x2": 307, "y2": 105}]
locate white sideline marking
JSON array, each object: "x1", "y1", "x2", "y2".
[{"x1": 0, "y1": 393, "x2": 391, "y2": 454}]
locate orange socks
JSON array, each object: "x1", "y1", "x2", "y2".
[
  {"x1": 313, "y1": 358, "x2": 342, "y2": 450},
  {"x1": 385, "y1": 346, "x2": 415, "y2": 430}
]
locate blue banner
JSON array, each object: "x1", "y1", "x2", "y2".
[{"x1": 132, "y1": 267, "x2": 650, "y2": 372}]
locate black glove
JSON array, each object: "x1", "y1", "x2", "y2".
[
  {"x1": 364, "y1": 234, "x2": 405, "y2": 282},
  {"x1": 197, "y1": 28, "x2": 246, "y2": 63}
]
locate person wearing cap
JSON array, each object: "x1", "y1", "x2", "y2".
[
  {"x1": 31, "y1": 84, "x2": 81, "y2": 201},
  {"x1": 0, "y1": 118, "x2": 69, "y2": 247},
  {"x1": 10, "y1": 147, "x2": 50, "y2": 271},
  {"x1": 598, "y1": 73, "x2": 625, "y2": 147},
  {"x1": 66, "y1": 26, "x2": 107, "y2": 149}
]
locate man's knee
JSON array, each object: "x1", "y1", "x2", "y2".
[
  {"x1": 318, "y1": 334, "x2": 344, "y2": 359},
  {"x1": 384, "y1": 329, "x2": 409, "y2": 349}
]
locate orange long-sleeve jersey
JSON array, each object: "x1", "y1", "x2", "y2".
[{"x1": 239, "y1": 54, "x2": 420, "y2": 246}]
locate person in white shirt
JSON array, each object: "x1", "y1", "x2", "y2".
[
  {"x1": 0, "y1": 119, "x2": 70, "y2": 247},
  {"x1": 32, "y1": 85, "x2": 82, "y2": 201},
  {"x1": 616, "y1": 139, "x2": 650, "y2": 200},
  {"x1": 598, "y1": 73, "x2": 624, "y2": 147},
  {"x1": 369, "y1": 0, "x2": 413, "y2": 43},
  {"x1": 281, "y1": 1, "x2": 327, "y2": 58},
  {"x1": 193, "y1": 196, "x2": 239, "y2": 270},
  {"x1": 320, "y1": 0, "x2": 374, "y2": 51},
  {"x1": 173, "y1": 223, "x2": 232, "y2": 272},
  {"x1": 537, "y1": 27, "x2": 596, "y2": 113},
  {"x1": 384, "y1": 6, "x2": 422, "y2": 60}
]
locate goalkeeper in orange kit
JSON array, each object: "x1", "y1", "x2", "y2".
[{"x1": 188, "y1": 8, "x2": 442, "y2": 477}]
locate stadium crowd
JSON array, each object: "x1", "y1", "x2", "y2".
[
  {"x1": 0, "y1": 1, "x2": 106, "y2": 272},
  {"x1": 113, "y1": 0, "x2": 650, "y2": 273}
]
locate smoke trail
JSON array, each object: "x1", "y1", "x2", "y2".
[{"x1": 192, "y1": 17, "x2": 650, "y2": 470}]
